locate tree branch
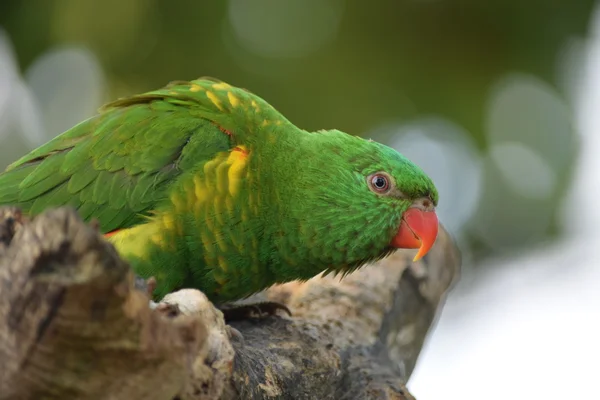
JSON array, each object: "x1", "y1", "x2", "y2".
[{"x1": 0, "y1": 207, "x2": 460, "y2": 400}]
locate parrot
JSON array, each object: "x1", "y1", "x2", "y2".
[{"x1": 0, "y1": 77, "x2": 439, "y2": 307}]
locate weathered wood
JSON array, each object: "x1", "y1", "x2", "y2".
[
  {"x1": 0, "y1": 208, "x2": 210, "y2": 399},
  {"x1": 0, "y1": 207, "x2": 460, "y2": 399}
]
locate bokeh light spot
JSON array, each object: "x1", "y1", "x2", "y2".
[
  {"x1": 489, "y1": 142, "x2": 557, "y2": 200},
  {"x1": 227, "y1": 0, "x2": 345, "y2": 59},
  {"x1": 24, "y1": 47, "x2": 105, "y2": 145}
]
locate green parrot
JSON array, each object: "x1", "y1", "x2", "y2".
[{"x1": 0, "y1": 77, "x2": 439, "y2": 304}]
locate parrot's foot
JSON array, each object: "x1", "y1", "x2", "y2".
[{"x1": 219, "y1": 301, "x2": 292, "y2": 322}]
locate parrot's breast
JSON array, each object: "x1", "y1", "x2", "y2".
[{"x1": 110, "y1": 146, "x2": 274, "y2": 302}]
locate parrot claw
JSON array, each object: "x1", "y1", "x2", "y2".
[{"x1": 219, "y1": 301, "x2": 292, "y2": 322}]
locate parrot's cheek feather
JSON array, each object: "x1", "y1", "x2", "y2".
[{"x1": 390, "y1": 208, "x2": 439, "y2": 262}]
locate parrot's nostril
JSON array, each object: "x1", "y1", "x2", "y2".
[{"x1": 412, "y1": 197, "x2": 434, "y2": 211}]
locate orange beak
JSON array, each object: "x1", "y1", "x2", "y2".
[{"x1": 390, "y1": 207, "x2": 439, "y2": 261}]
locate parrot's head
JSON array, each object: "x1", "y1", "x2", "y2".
[
  {"x1": 285, "y1": 129, "x2": 439, "y2": 272},
  {"x1": 365, "y1": 144, "x2": 440, "y2": 262}
]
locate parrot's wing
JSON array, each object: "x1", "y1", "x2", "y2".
[{"x1": 0, "y1": 92, "x2": 231, "y2": 233}]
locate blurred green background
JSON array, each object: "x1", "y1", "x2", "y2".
[
  {"x1": 0, "y1": 1, "x2": 592, "y2": 261},
  {"x1": 1, "y1": 2, "x2": 599, "y2": 399},
  {"x1": 0, "y1": 1, "x2": 591, "y2": 265}
]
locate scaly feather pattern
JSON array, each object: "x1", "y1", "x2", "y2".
[{"x1": 0, "y1": 77, "x2": 439, "y2": 303}]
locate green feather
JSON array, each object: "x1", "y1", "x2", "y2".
[
  {"x1": 0, "y1": 166, "x2": 30, "y2": 202},
  {"x1": 76, "y1": 202, "x2": 99, "y2": 221},
  {"x1": 19, "y1": 154, "x2": 70, "y2": 202},
  {"x1": 108, "y1": 171, "x2": 132, "y2": 210},
  {"x1": 68, "y1": 165, "x2": 97, "y2": 193},
  {"x1": 29, "y1": 182, "x2": 81, "y2": 215},
  {"x1": 0, "y1": 77, "x2": 439, "y2": 305}
]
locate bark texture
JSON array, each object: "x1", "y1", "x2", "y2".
[{"x1": 0, "y1": 207, "x2": 460, "y2": 400}]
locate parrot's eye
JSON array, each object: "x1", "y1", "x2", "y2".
[{"x1": 368, "y1": 173, "x2": 392, "y2": 194}]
